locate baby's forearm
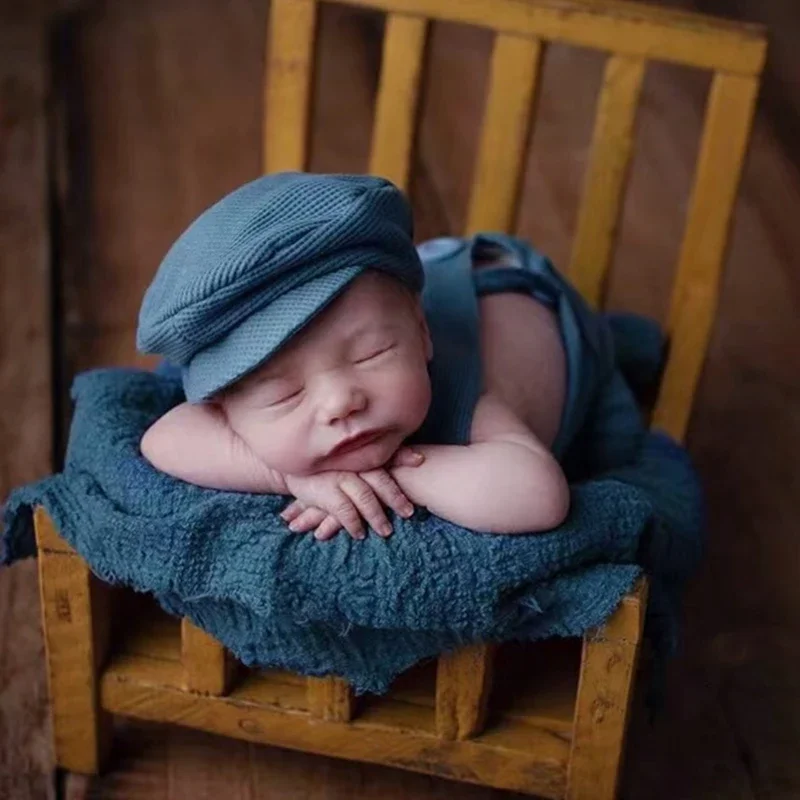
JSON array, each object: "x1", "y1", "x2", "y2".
[
  {"x1": 390, "y1": 441, "x2": 569, "y2": 533},
  {"x1": 141, "y1": 403, "x2": 288, "y2": 494}
]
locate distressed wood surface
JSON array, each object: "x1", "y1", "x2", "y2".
[
  {"x1": 465, "y1": 33, "x2": 543, "y2": 234},
  {"x1": 99, "y1": 649, "x2": 570, "y2": 798},
  {"x1": 1, "y1": 0, "x2": 798, "y2": 798},
  {"x1": 263, "y1": 0, "x2": 317, "y2": 173},
  {"x1": 653, "y1": 71, "x2": 760, "y2": 441},
  {"x1": 181, "y1": 620, "x2": 237, "y2": 696},
  {"x1": 368, "y1": 12, "x2": 428, "y2": 190},
  {"x1": 306, "y1": 676, "x2": 355, "y2": 722},
  {"x1": 568, "y1": 53, "x2": 645, "y2": 307},
  {"x1": 34, "y1": 510, "x2": 112, "y2": 774},
  {"x1": 567, "y1": 581, "x2": 647, "y2": 799},
  {"x1": 435, "y1": 644, "x2": 495, "y2": 741},
  {"x1": 341, "y1": 0, "x2": 766, "y2": 74},
  {"x1": 0, "y1": 20, "x2": 54, "y2": 800}
]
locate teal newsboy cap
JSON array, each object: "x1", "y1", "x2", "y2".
[{"x1": 136, "y1": 172, "x2": 424, "y2": 402}]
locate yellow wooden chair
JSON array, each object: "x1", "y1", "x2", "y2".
[{"x1": 35, "y1": 0, "x2": 766, "y2": 797}]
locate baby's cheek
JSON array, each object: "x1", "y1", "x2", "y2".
[
  {"x1": 384, "y1": 366, "x2": 431, "y2": 430},
  {"x1": 250, "y1": 433, "x2": 306, "y2": 474}
]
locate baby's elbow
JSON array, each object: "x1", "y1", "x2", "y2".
[
  {"x1": 139, "y1": 422, "x2": 168, "y2": 472},
  {"x1": 139, "y1": 423, "x2": 159, "y2": 465},
  {"x1": 536, "y1": 472, "x2": 570, "y2": 531},
  {"x1": 510, "y1": 463, "x2": 570, "y2": 534}
]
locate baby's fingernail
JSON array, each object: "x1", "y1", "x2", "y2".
[
  {"x1": 411, "y1": 452, "x2": 424, "y2": 463},
  {"x1": 379, "y1": 523, "x2": 392, "y2": 537},
  {"x1": 401, "y1": 505, "x2": 414, "y2": 518}
]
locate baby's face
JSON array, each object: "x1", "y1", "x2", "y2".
[{"x1": 219, "y1": 272, "x2": 432, "y2": 476}]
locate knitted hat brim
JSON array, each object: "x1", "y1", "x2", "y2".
[{"x1": 183, "y1": 265, "x2": 363, "y2": 402}]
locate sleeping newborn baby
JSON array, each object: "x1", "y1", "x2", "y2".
[{"x1": 138, "y1": 174, "x2": 607, "y2": 541}]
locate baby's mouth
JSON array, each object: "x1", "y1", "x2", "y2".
[{"x1": 328, "y1": 429, "x2": 387, "y2": 457}]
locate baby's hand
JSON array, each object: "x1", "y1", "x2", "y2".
[{"x1": 281, "y1": 448, "x2": 423, "y2": 541}]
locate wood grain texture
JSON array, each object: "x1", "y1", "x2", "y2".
[
  {"x1": 567, "y1": 581, "x2": 647, "y2": 799},
  {"x1": 465, "y1": 33, "x2": 542, "y2": 234},
  {"x1": 653, "y1": 71, "x2": 760, "y2": 441},
  {"x1": 35, "y1": 510, "x2": 112, "y2": 774},
  {"x1": 100, "y1": 650, "x2": 569, "y2": 798},
  {"x1": 263, "y1": 0, "x2": 317, "y2": 173},
  {"x1": 4, "y1": 1, "x2": 794, "y2": 798},
  {"x1": 181, "y1": 620, "x2": 236, "y2": 696},
  {"x1": 0, "y1": 22, "x2": 52, "y2": 503},
  {"x1": 306, "y1": 676, "x2": 355, "y2": 722},
  {"x1": 0, "y1": 20, "x2": 54, "y2": 800},
  {"x1": 435, "y1": 644, "x2": 494, "y2": 740},
  {"x1": 55, "y1": 0, "x2": 266, "y2": 380},
  {"x1": 340, "y1": 0, "x2": 766, "y2": 74},
  {"x1": 568, "y1": 53, "x2": 645, "y2": 307},
  {"x1": 369, "y1": 13, "x2": 428, "y2": 190}
]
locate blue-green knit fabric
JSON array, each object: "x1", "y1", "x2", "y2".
[
  {"x1": 137, "y1": 173, "x2": 424, "y2": 403},
  {"x1": 414, "y1": 233, "x2": 617, "y2": 456},
  {"x1": 1, "y1": 315, "x2": 703, "y2": 694}
]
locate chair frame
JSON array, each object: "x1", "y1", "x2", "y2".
[{"x1": 35, "y1": 1, "x2": 766, "y2": 797}]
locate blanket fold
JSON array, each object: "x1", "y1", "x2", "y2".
[{"x1": 1, "y1": 315, "x2": 703, "y2": 694}]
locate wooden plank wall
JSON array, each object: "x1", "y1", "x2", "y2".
[
  {"x1": 1, "y1": 0, "x2": 799, "y2": 797},
  {"x1": 682, "y1": 0, "x2": 800, "y2": 178},
  {"x1": 0, "y1": 19, "x2": 55, "y2": 800}
]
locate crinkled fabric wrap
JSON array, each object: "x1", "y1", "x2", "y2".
[{"x1": 1, "y1": 354, "x2": 703, "y2": 694}]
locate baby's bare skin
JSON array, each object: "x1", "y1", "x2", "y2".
[{"x1": 141, "y1": 270, "x2": 569, "y2": 538}]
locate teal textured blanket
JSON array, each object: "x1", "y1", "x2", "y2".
[{"x1": 1, "y1": 318, "x2": 703, "y2": 694}]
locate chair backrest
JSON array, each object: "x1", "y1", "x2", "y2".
[{"x1": 263, "y1": 0, "x2": 766, "y2": 442}]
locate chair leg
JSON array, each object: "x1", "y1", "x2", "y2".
[
  {"x1": 35, "y1": 508, "x2": 112, "y2": 774},
  {"x1": 435, "y1": 643, "x2": 495, "y2": 740},
  {"x1": 566, "y1": 579, "x2": 647, "y2": 800}
]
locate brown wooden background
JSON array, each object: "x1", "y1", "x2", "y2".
[{"x1": 1, "y1": 0, "x2": 799, "y2": 797}]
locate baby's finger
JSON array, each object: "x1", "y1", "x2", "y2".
[
  {"x1": 287, "y1": 507, "x2": 328, "y2": 533},
  {"x1": 314, "y1": 516, "x2": 343, "y2": 541},
  {"x1": 280, "y1": 500, "x2": 305, "y2": 522},
  {"x1": 329, "y1": 493, "x2": 366, "y2": 540},
  {"x1": 360, "y1": 470, "x2": 413, "y2": 523},
  {"x1": 390, "y1": 447, "x2": 425, "y2": 468},
  {"x1": 339, "y1": 475, "x2": 389, "y2": 538}
]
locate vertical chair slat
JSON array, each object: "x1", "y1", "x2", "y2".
[
  {"x1": 435, "y1": 643, "x2": 495, "y2": 740},
  {"x1": 568, "y1": 54, "x2": 645, "y2": 308},
  {"x1": 652, "y1": 71, "x2": 759, "y2": 441},
  {"x1": 369, "y1": 13, "x2": 428, "y2": 191},
  {"x1": 307, "y1": 676, "x2": 354, "y2": 722},
  {"x1": 465, "y1": 33, "x2": 543, "y2": 234},
  {"x1": 35, "y1": 508, "x2": 112, "y2": 774},
  {"x1": 566, "y1": 579, "x2": 648, "y2": 800},
  {"x1": 263, "y1": 0, "x2": 318, "y2": 173},
  {"x1": 181, "y1": 619, "x2": 236, "y2": 695}
]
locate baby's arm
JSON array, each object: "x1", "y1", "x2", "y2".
[
  {"x1": 142, "y1": 404, "x2": 420, "y2": 537},
  {"x1": 390, "y1": 393, "x2": 569, "y2": 533},
  {"x1": 140, "y1": 402, "x2": 289, "y2": 494}
]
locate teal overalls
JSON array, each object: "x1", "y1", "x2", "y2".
[{"x1": 412, "y1": 233, "x2": 617, "y2": 460}]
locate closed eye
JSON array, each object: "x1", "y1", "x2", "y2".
[
  {"x1": 355, "y1": 344, "x2": 395, "y2": 364},
  {"x1": 261, "y1": 386, "x2": 304, "y2": 407}
]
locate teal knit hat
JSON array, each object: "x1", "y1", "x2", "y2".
[{"x1": 136, "y1": 173, "x2": 424, "y2": 402}]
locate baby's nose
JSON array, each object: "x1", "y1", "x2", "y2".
[{"x1": 316, "y1": 381, "x2": 367, "y2": 424}]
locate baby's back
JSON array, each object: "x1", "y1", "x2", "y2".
[{"x1": 478, "y1": 286, "x2": 566, "y2": 449}]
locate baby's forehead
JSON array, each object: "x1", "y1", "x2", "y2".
[
  {"x1": 231, "y1": 272, "x2": 416, "y2": 386},
  {"x1": 331, "y1": 271, "x2": 414, "y2": 317}
]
